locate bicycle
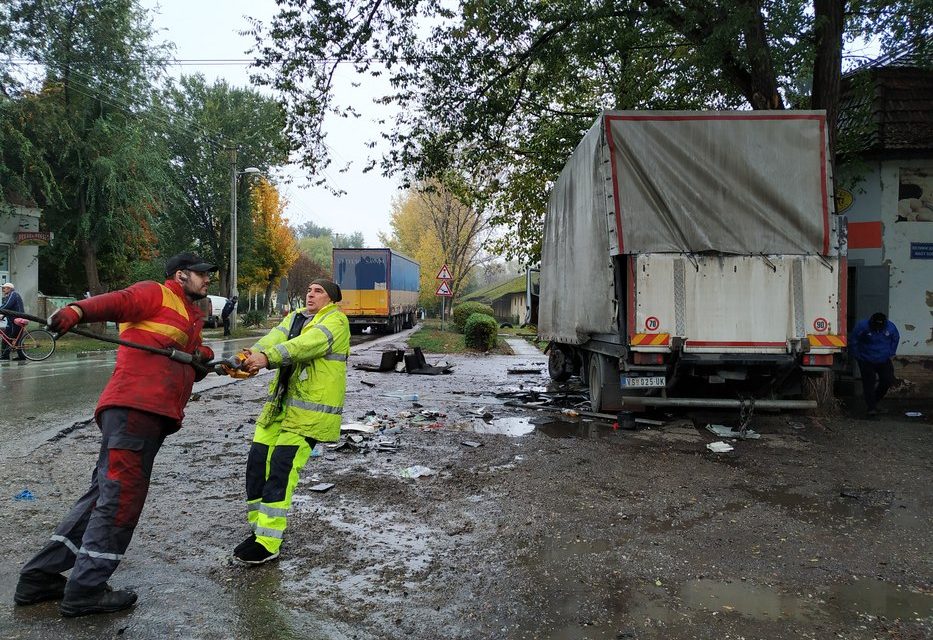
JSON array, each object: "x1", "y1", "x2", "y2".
[{"x1": 0, "y1": 317, "x2": 56, "y2": 361}]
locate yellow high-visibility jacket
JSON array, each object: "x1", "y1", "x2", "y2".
[{"x1": 252, "y1": 303, "x2": 350, "y2": 441}]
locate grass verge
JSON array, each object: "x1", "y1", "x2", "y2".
[{"x1": 409, "y1": 319, "x2": 513, "y2": 354}]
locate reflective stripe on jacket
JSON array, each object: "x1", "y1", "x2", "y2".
[
  {"x1": 74, "y1": 280, "x2": 211, "y2": 424},
  {"x1": 252, "y1": 303, "x2": 350, "y2": 441}
]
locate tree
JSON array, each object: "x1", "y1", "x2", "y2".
[
  {"x1": 251, "y1": 0, "x2": 932, "y2": 262},
  {"x1": 285, "y1": 253, "x2": 329, "y2": 306},
  {"x1": 158, "y1": 75, "x2": 290, "y2": 296},
  {"x1": 240, "y1": 177, "x2": 299, "y2": 313},
  {"x1": 380, "y1": 179, "x2": 490, "y2": 308},
  {"x1": 2, "y1": 0, "x2": 174, "y2": 293}
]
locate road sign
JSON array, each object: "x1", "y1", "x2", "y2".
[
  {"x1": 435, "y1": 281, "x2": 453, "y2": 297},
  {"x1": 436, "y1": 264, "x2": 452, "y2": 280}
]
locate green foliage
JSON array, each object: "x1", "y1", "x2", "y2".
[
  {"x1": 242, "y1": 309, "x2": 267, "y2": 328},
  {"x1": 452, "y1": 301, "x2": 495, "y2": 333},
  {"x1": 463, "y1": 312, "x2": 498, "y2": 351},
  {"x1": 250, "y1": 0, "x2": 931, "y2": 263}
]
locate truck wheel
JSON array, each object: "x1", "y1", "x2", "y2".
[
  {"x1": 588, "y1": 355, "x2": 605, "y2": 411},
  {"x1": 548, "y1": 346, "x2": 573, "y2": 382}
]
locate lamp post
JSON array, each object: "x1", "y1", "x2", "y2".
[{"x1": 229, "y1": 154, "x2": 260, "y2": 330}]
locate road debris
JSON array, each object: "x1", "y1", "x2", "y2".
[
  {"x1": 400, "y1": 465, "x2": 435, "y2": 479},
  {"x1": 706, "y1": 441, "x2": 734, "y2": 453},
  {"x1": 706, "y1": 423, "x2": 761, "y2": 440}
]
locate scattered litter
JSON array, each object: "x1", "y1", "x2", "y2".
[
  {"x1": 309, "y1": 483, "x2": 334, "y2": 492},
  {"x1": 905, "y1": 411, "x2": 922, "y2": 417},
  {"x1": 399, "y1": 465, "x2": 435, "y2": 479},
  {"x1": 706, "y1": 423, "x2": 760, "y2": 439},
  {"x1": 310, "y1": 443, "x2": 323, "y2": 457},
  {"x1": 473, "y1": 406, "x2": 495, "y2": 420},
  {"x1": 14, "y1": 489, "x2": 35, "y2": 502},
  {"x1": 360, "y1": 380, "x2": 376, "y2": 387},
  {"x1": 349, "y1": 434, "x2": 364, "y2": 443},
  {"x1": 354, "y1": 347, "x2": 454, "y2": 375},
  {"x1": 507, "y1": 366, "x2": 543, "y2": 374},
  {"x1": 461, "y1": 441, "x2": 483, "y2": 448},
  {"x1": 561, "y1": 408, "x2": 580, "y2": 418},
  {"x1": 706, "y1": 441, "x2": 734, "y2": 453},
  {"x1": 787, "y1": 421, "x2": 806, "y2": 430},
  {"x1": 341, "y1": 422, "x2": 377, "y2": 434},
  {"x1": 383, "y1": 392, "x2": 419, "y2": 401}
]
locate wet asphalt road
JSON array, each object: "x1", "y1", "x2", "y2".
[{"x1": 0, "y1": 331, "x2": 393, "y2": 462}]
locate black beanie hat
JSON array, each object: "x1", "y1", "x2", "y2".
[{"x1": 311, "y1": 278, "x2": 342, "y2": 302}]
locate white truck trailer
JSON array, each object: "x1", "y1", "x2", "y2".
[{"x1": 540, "y1": 111, "x2": 847, "y2": 412}]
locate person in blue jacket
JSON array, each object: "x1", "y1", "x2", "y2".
[
  {"x1": 849, "y1": 312, "x2": 899, "y2": 415},
  {"x1": 1, "y1": 282, "x2": 26, "y2": 360}
]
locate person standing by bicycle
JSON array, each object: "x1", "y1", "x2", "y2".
[
  {"x1": 13, "y1": 252, "x2": 216, "y2": 617},
  {"x1": 0, "y1": 282, "x2": 26, "y2": 361}
]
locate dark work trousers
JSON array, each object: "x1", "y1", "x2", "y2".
[
  {"x1": 1, "y1": 322, "x2": 24, "y2": 358},
  {"x1": 222, "y1": 316, "x2": 231, "y2": 336},
  {"x1": 20, "y1": 407, "x2": 171, "y2": 592},
  {"x1": 857, "y1": 358, "x2": 896, "y2": 411}
]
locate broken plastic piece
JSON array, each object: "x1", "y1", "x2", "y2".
[
  {"x1": 341, "y1": 422, "x2": 377, "y2": 434},
  {"x1": 399, "y1": 465, "x2": 435, "y2": 478},
  {"x1": 706, "y1": 424, "x2": 760, "y2": 439},
  {"x1": 461, "y1": 441, "x2": 483, "y2": 448},
  {"x1": 905, "y1": 411, "x2": 922, "y2": 417},
  {"x1": 309, "y1": 483, "x2": 334, "y2": 492},
  {"x1": 706, "y1": 441, "x2": 734, "y2": 453},
  {"x1": 14, "y1": 489, "x2": 35, "y2": 502}
]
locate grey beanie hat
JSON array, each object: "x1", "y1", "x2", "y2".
[{"x1": 310, "y1": 278, "x2": 342, "y2": 302}]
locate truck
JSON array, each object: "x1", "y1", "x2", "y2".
[
  {"x1": 333, "y1": 248, "x2": 420, "y2": 334},
  {"x1": 540, "y1": 110, "x2": 846, "y2": 413}
]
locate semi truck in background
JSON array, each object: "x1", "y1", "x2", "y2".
[
  {"x1": 540, "y1": 110, "x2": 846, "y2": 412},
  {"x1": 333, "y1": 248, "x2": 420, "y2": 334}
]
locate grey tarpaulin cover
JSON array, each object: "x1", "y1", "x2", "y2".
[{"x1": 539, "y1": 110, "x2": 833, "y2": 344}]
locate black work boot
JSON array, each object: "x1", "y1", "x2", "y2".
[
  {"x1": 14, "y1": 571, "x2": 67, "y2": 605},
  {"x1": 59, "y1": 584, "x2": 138, "y2": 617}
]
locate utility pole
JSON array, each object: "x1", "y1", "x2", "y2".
[{"x1": 229, "y1": 147, "x2": 239, "y2": 330}]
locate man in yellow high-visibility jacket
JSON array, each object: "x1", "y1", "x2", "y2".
[{"x1": 232, "y1": 279, "x2": 349, "y2": 565}]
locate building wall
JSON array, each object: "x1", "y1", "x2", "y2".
[
  {"x1": 0, "y1": 206, "x2": 41, "y2": 315},
  {"x1": 839, "y1": 159, "x2": 933, "y2": 357}
]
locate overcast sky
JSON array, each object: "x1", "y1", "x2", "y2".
[{"x1": 142, "y1": 0, "x2": 400, "y2": 246}]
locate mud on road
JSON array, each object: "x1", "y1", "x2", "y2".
[{"x1": 1, "y1": 340, "x2": 931, "y2": 639}]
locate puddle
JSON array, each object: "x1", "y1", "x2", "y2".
[
  {"x1": 680, "y1": 579, "x2": 817, "y2": 620},
  {"x1": 739, "y1": 484, "x2": 916, "y2": 528},
  {"x1": 672, "y1": 578, "x2": 933, "y2": 623},
  {"x1": 470, "y1": 416, "x2": 618, "y2": 438},
  {"x1": 471, "y1": 416, "x2": 537, "y2": 436}
]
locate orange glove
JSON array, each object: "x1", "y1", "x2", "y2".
[{"x1": 221, "y1": 350, "x2": 255, "y2": 379}]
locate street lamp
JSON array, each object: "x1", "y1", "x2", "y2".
[{"x1": 230, "y1": 163, "x2": 261, "y2": 330}]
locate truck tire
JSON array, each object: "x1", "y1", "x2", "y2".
[
  {"x1": 587, "y1": 353, "x2": 623, "y2": 413},
  {"x1": 548, "y1": 345, "x2": 573, "y2": 382}
]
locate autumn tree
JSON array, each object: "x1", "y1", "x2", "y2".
[
  {"x1": 380, "y1": 179, "x2": 490, "y2": 309},
  {"x1": 251, "y1": 0, "x2": 932, "y2": 262},
  {"x1": 240, "y1": 177, "x2": 299, "y2": 312},
  {"x1": 158, "y1": 75, "x2": 289, "y2": 295}
]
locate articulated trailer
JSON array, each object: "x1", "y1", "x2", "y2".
[
  {"x1": 333, "y1": 248, "x2": 420, "y2": 334},
  {"x1": 540, "y1": 111, "x2": 846, "y2": 412}
]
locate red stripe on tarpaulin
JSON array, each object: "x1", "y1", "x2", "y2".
[
  {"x1": 627, "y1": 256, "x2": 636, "y2": 342},
  {"x1": 604, "y1": 116, "x2": 625, "y2": 251},
  {"x1": 604, "y1": 112, "x2": 830, "y2": 255},
  {"x1": 838, "y1": 255, "x2": 848, "y2": 335},
  {"x1": 847, "y1": 221, "x2": 882, "y2": 249},
  {"x1": 818, "y1": 116, "x2": 829, "y2": 255}
]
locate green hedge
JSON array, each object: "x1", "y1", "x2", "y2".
[
  {"x1": 452, "y1": 301, "x2": 495, "y2": 333},
  {"x1": 463, "y1": 312, "x2": 499, "y2": 351},
  {"x1": 242, "y1": 309, "x2": 267, "y2": 328}
]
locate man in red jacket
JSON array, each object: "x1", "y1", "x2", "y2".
[{"x1": 13, "y1": 252, "x2": 216, "y2": 617}]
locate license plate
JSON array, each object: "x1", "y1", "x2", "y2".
[{"x1": 621, "y1": 376, "x2": 666, "y2": 388}]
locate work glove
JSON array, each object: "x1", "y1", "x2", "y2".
[
  {"x1": 47, "y1": 305, "x2": 82, "y2": 336},
  {"x1": 192, "y1": 345, "x2": 215, "y2": 382},
  {"x1": 221, "y1": 350, "x2": 256, "y2": 379}
]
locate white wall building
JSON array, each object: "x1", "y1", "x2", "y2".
[{"x1": 0, "y1": 204, "x2": 43, "y2": 315}]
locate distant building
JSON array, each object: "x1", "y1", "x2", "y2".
[
  {"x1": 0, "y1": 201, "x2": 44, "y2": 315},
  {"x1": 837, "y1": 51, "x2": 932, "y2": 359},
  {"x1": 461, "y1": 272, "x2": 539, "y2": 325}
]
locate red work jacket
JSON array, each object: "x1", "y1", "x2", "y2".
[{"x1": 74, "y1": 280, "x2": 213, "y2": 425}]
